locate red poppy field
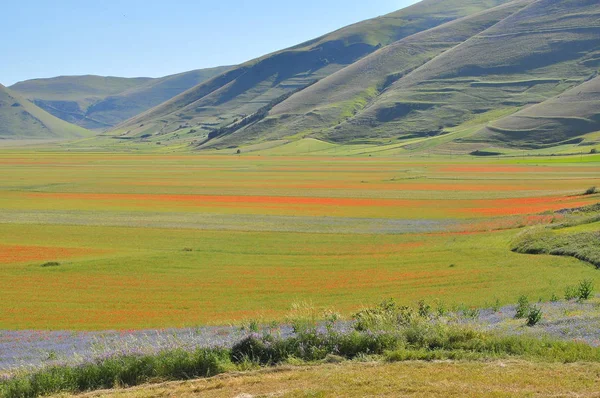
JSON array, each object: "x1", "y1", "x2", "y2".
[{"x1": 0, "y1": 151, "x2": 598, "y2": 330}]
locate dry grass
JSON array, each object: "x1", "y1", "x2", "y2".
[{"x1": 69, "y1": 360, "x2": 600, "y2": 398}]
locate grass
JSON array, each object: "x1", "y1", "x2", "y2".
[
  {"x1": 3, "y1": 298, "x2": 600, "y2": 397},
  {"x1": 511, "y1": 206, "x2": 600, "y2": 268},
  {"x1": 70, "y1": 361, "x2": 600, "y2": 398},
  {"x1": 0, "y1": 151, "x2": 598, "y2": 330},
  {"x1": 0, "y1": 348, "x2": 232, "y2": 398}
]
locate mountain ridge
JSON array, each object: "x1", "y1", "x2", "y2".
[
  {"x1": 0, "y1": 84, "x2": 92, "y2": 139},
  {"x1": 10, "y1": 66, "x2": 231, "y2": 130},
  {"x1": 110, "y1": 0, "x2": 512, "y2": 143}
]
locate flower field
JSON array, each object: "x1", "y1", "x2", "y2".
[{"x1": 0, "y1": 151, "x2": 598, "y2": 330}]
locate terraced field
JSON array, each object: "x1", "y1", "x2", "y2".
[{"x1": 0, "y1": 151, "x2": 598, "y2": 330}]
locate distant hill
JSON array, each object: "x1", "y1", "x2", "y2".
[
  {"x1": 111, "y1": 0, "x2": 512, "y2": 141},
  {"x1": 0, "y1": 84, "x2": 91, "y2": 139},
  {"x1": 10, "y1": 66, "x2": 230, "y2": 130},
  {"x1": 474, "y1": 75, "x2": 600, "y2": 148}
]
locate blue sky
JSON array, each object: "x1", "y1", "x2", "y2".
[{"x1": 2, "y1": 1, "x2": 418, "y2": 86}]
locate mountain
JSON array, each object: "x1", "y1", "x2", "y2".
[
  {"x1": 211, "y1": 0, "x2": 534, "y2": 148},
  {"x1": 473, "y1": 75, "x2": 600, "y2": 148},
  {"x1": 223, "y1": 0, "x2": 600, "y2": 151},
  {"x1": 10, "y1": 66, "x2": 231, "y2": 130},
  {"x1": 110, "y1": 0, "x2": 512, "y2": 142},
  {"x1": 18, "y1": 0, "x2": 599, "y2": 151},
  {"x1": 0, "y1": 84, "x2": 91, "y2": 139}
]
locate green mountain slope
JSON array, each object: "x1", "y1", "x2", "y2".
[
  {"x1": 0, "y1": 84, "x2": 91, "y2": 139},
  {"x1": 10, "y1": 67, "x2": 230, "y2": 130},
  {"x1": 207, "y1": 0, "x2": 533, "y2": 148},
  {"x1": 473, "y1": 75, "x2": 600, "y2": 148},
  {"x1": 111, "y1": 0, "x2": 511, "y2": 142},
  {"x1": 199, "y1": 0, "x2": 600, "y2": 151},
  {"x1": 315, "y1": 0, "x2": 600, "y2": 146}
]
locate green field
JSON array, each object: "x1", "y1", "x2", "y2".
[{"x1": 0, "y1": 150, "x2": 598, "y2": 330}]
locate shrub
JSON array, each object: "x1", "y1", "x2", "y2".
[
  {"x1": 550, "y1": 293, "x2": 559, "y2": 302},
  {"x1": 526, "y1": 305, "x2": 542, "y2": 327},
  {"x1": 417, "y1": 300, "x2": 431, "y2": 317},
  {"x1": 40, "y1": 262, "x2": 60, "y2": 267},
  {"x1": 490, "y1": 298, "x2": 502, "y2": 312},
  {"x1": 434, "y1": 299, "x2": 448, "y2": 316},
  {"x1": 462, "y1": 307, "x2": 480, "y2": 319},
  {"x1": 515, "y1": 295, "x2": 530, "y2": 319},
  {"x1": 577, "y1": 279, "x2": 594, "y2": 301},
  {"x1": 591, "y1": 148, "x2": 597, "y2": 154},
  {"x1": 584, "y1": 186, "x2": 597, "y2": 195},
  {"x1": 565, "y1": 285, "x2": 579, "y2": 300},
  {"x1": 353, "y1": 299, "x2": 400, "y2": 331}
]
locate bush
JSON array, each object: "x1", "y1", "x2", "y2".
[
  {"x1": 230, "y1": 330, "x2": 401, "y2": 366},
  {"x1": 461, "y1": 307, "x2": 480, "y2": 319},
  {"x1": 565, "y1": 285, "x2": 579, "y2": 300},
  {"x1": 515, "y1": 295, "x2": 530, "y2": 319},
  {"x1": 353, "y1": 299, "x2": 406, "y2": 331},
  {"x1": 40, "y1": 262, "x2": 60, "y2": 267},
  {"x1": 526, "y1": 305, "x2": 542, "y2": 327},
  {"x1": 584, "y1": 186, "x2": 597, "y2": 195},
  {"x1": 417, "y1": 300, "x2": 431, "y2": 317},
  {"x1": 490, "y1": 298, "x2": 502, "y2": 312},
  {"x1": 577, "y1": 279, "x2": 594, "y2": 301}
]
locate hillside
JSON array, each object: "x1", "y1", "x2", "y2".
[
  {"x1": 224, "y1": 0, "x2": 600, "y2": 151},
  {"x1": 14, "y1": 0, "x2": 599, "y2": 151},
  {"x1": 473, "y1": 75, "x2": 600, "y2": 148},
  {"x1": 0, "y1": 84, "x2": 91, "y2": 139},
  {"x1": 10, "y1": 67, "x2": 230, "y2": 130},
  {"x1": 208, "y1": 0, "x2": 534, "y2": 148},
  {"x1": 110, "y1": 0, "x2": 512, "y2": 142}
]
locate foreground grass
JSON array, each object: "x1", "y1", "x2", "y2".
[
  {"x1": 4, "y1": 337, "x2": 600, "y2": 398},
  {"x1": 4, "y1": 303, "x2": 600, "y2": 398},
  {"x1": 71, "y1": 361, "x2": 600, "y2": 398}
]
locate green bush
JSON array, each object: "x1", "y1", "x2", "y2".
[
  {"x1": 417, "y1": 300, "x2": 431, "y2": 317},
  {"x1": 526, "y1": 305, "x2": 542, "y2": 327},
  {"x1": 565, "y1": 285, "x2": 579, "y2": 300},
  {"x1": 515, "y1": 295, "x2": 530, "y2": 319},
  {"x1": 577, "y1": 279, "x2": 594, "y2": 301}
]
